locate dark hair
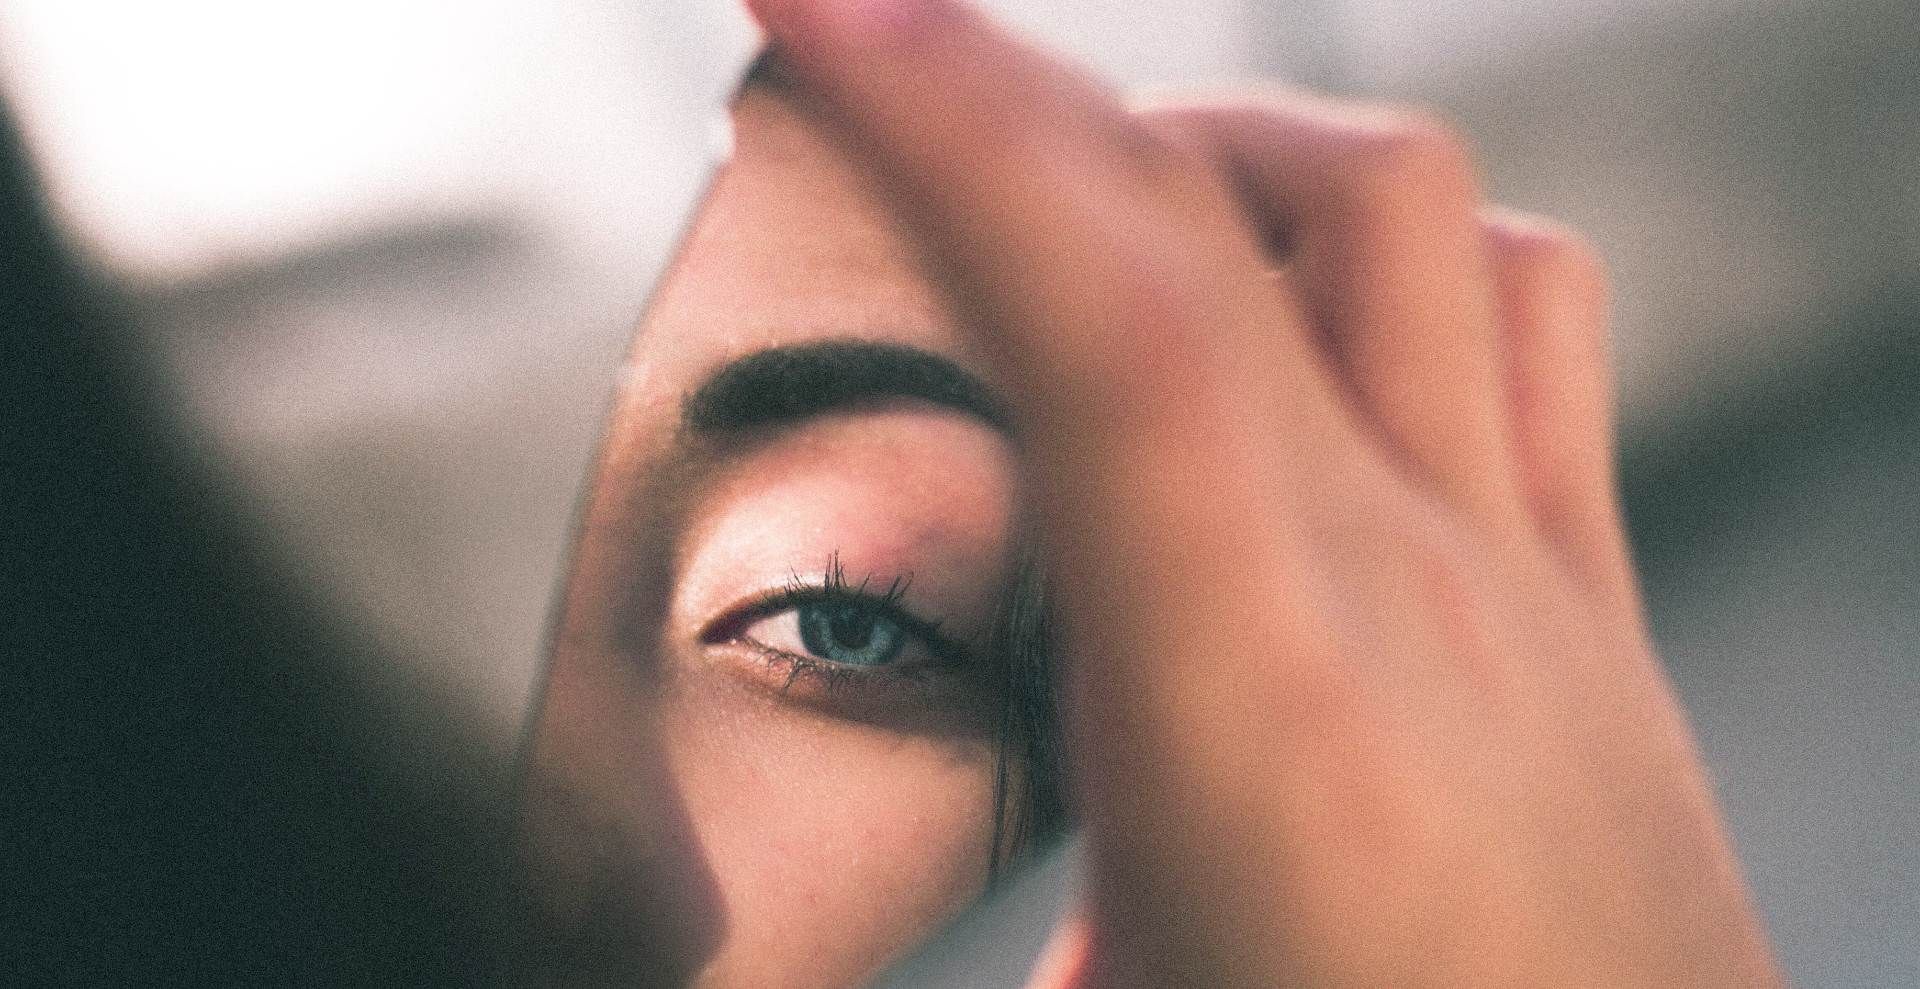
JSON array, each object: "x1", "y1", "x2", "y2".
[{"x1": 985, "y1": 554, "x2": 1069, "y2": 880}]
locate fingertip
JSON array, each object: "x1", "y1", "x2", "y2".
[
  {"x1": 1024, "y1": 910, "x2": 1096, "y2": 989},
  {"x1": 1484, "y1": 206, "x2": 1612, "y2": 335},
  {"x1": 747, "y1": 0, "x2": 944, "y2": 51}
]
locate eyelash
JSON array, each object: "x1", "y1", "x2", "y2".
[{"x1": 709, "y1": 551, "x2": 971, "y2": 695}]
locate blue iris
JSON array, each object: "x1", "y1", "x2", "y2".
[{"x1": 796, "y1": 600, "x2": 907, "y2": 666}]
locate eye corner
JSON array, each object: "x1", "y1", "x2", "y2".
[{"x1": 695, "y1": 601, "x2": 760, "y2": 647}]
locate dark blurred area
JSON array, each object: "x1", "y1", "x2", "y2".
[{"x1": 3, "y1": 103, "x2": 514, "y2": 984}]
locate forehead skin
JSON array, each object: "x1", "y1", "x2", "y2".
[
  {"x1": 607, "y1": 81, "x2": 995, "y2": 474},
  {"x1": 519, "y1": 84, "x2": 1014, "y2": 988}
]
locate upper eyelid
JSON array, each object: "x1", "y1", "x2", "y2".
[
  {"x1": 657, "y1": 407, "x2": 1017, "y2": 665},
  {"x1": 724, "y1": 580, "x2": 973, "y2": 667}
]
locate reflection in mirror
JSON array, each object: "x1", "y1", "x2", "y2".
[{"x1": 518, "y1": 60, "x2": 1068, "y2": 986}]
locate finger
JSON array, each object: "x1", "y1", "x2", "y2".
[
  {"x1": 1144, "y1": 98, "x2": 1527, "y2": 526},
  {"x1": 746, "y1": 0, "x2": 1353, "y2": 458},
  {"x1": 1483, "y1": 209, "x2": 1637, "y2": 602}
]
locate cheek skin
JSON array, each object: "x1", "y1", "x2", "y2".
[{"x1": 664, "y1": 674, "x2": 998, "y2": 988}]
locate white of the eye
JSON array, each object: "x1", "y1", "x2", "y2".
[{"x1": 739, "y1": 609, "x2": 806, "y2": 655}]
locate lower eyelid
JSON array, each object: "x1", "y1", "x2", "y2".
[
  {"x1": 740, "y1": 641, "x2": 849, "y2": 695},
  {"x1": 709, "y1": 635, "x2": 955, "y2": 707},
  {"x1": 735, "y1": 630, "x2": 932, "y2": 678}
]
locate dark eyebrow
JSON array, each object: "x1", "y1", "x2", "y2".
[{"x1": 682, "y1": 339, "x2": 1014, "y2": 438}]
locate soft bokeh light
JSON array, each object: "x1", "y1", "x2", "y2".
[{"x1": 0, "y1": 1, "x2": 542, "y2": 280}]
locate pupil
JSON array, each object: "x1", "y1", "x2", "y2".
[{"x1": 828, "y1": 606, "x2": 875, "y2": 649}]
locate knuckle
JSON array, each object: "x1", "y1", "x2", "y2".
[
  {"x1": 1115, "y1": 111, "x2": 1257, "y2": 244},
  {"x1": 1330, "y1": 109, "x2": 1478, "y2": 205},
  {"x1": 1130, "y1": 92, "x2": 1240, "y2": 144},
  {"x1": 1122, "y1": 110, "x2": 1224, "y2": 196}
]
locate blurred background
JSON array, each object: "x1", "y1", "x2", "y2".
[{"x1": 5, "y1": 0, "x2": 1913, "y2": 984}]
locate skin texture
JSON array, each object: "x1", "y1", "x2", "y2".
[
  {"x1": 743, "y1": 0, "x2": 1785, "y2": 986},
  {"x1": 519, "y1": 83, "x2": 1028, "y2": 987}
]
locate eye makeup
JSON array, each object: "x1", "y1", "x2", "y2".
[
  {"x1": 698, "y1": 551, "x2": 978, "y2": 704},
  {"x1": 666, "y1": 408, "x2": 1018, "y2": 723}
]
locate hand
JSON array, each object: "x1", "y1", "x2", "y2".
[{"x1": 747, "y1": 0, "x2": 1781, "y2": 984}]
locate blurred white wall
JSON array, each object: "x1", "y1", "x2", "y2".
[
  {"x1": 981, "y1": 0, "x2": 1261, "y2": 86},
  {"x1": 0, "y1": 0, "x2": 533, "y2": 281}
]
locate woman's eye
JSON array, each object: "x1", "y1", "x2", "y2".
[{"x1": 740, "y1": 599, "x2": 913, "y2": 667}]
